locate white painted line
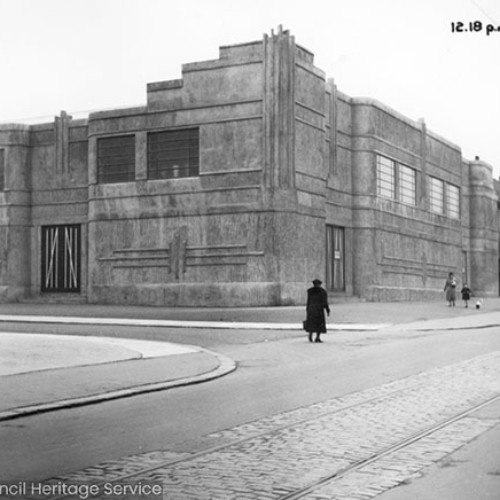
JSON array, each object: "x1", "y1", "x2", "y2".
[
  {"x1": 0, "y1": 315, "x2": 389, "y2": 331},
  {"x1": 94, "y1": 337, "x2": 196, "y2": 356}
]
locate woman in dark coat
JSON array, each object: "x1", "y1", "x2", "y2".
[
  {"x1": 305, "y1": 279, "x2": 330, "y2": 343},
  {"x1": 444, "y1": 272, "x2": 457, "y2": 307}
]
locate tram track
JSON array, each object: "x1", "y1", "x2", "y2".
[
  {"x1": 46, "y1": 379, "x2": 431, "y2": 499},
  {"x1": 43, "y1": 353, "x2": 500, "y2": 500},
  {"x1": 281, "y1": 392, "x2": 500, "y2": 500}
]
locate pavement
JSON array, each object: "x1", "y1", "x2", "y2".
[{"x1": 0, "y1": 297, "x2": 500, "y2": 421}]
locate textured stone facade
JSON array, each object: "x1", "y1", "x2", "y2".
[{"x1": 0, "y1": 27, "x2": 498, "y2": 306}]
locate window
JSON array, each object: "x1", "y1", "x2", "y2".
[
  {"x1": 429, "y1": 177, "x2": 444, "y2": 214},
  {"x1": 97, "y1": 135, "x2": 135, "y2": 184},
  {"x1": 398, "y1": 164, "x2": 416, "y2": 205},
  {"x1": 0, "y1": 149, "x2": 4, "y2": 191},
  {"x1": 446, "y1": 183, "x2": 460, "y2": 219},
  {"x1": 377, "y1": 155, "x2": 416, "y2": 205},
  {"x1": 377, "y1": 155, "x2": 395, "y2": 199},
  {"x1": 429, "y1": 177, "x2": 461, "y2": 219},
  {"x1": 148, "y1": 128, "x2": 199, "y2": 180}
]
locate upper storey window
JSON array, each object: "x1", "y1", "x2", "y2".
[
  {"x1": 429, "y1": 177, "x2": 445, "y2": 214},
  {"x1": 446, "y1": 183, "x2": 460, "y2": 219},
  {"x1": 97, "y1": 135, "x2": 135, "y2": 184},
  {"x1": 377, "y1": 155, "x2": 416, "y2": 205},
  {"x1": 398, "y1": 164, "x2": 416, "y2": 205},
  {"x1": 148, "y1": 128, "x2": 199, "y2": 180},
  {"x1": 376, "y1": 155, "x2": 396, "y2": 199},
  {"x1": 429, "y1": 177, "x2": 461, "y2": 218}
]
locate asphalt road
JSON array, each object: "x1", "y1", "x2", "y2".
[{"x1": 0, "y1": 321, "x2": 499, "y2": 498}]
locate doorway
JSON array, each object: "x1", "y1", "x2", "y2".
[
  {"x1": 326, "y1": 225, "x2": 345, "y2": 291},
  {"x1": 41, "y1": 224, "x2": 81, "y2": 293}
]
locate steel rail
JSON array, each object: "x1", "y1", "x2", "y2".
[
  {"x1": 47, "y1": 379, "x2": 431, "y2": 500},
  {"x1": 47, "y1": 387, "x2": 500, "y2": 500},
  {"x1": 281, "y1": 392, "x2": 500, "y2": 500}
]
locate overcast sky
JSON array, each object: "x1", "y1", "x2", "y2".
[{"x1": 1, "y1": 0, "x2": 499, "y2": 176}]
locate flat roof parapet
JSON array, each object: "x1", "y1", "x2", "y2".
[
  {"x1": 219, "y1": 40, "x2": 263, "y2": 61},
  {"x1": 147, "y1": 79, "x2": 184, "y2": 92},
  {"x1": 352, "y1": 97, "x2": 461, "y2": 151},
  {"x1": 0, "y1": 123, "x2": 32, "y2": 131},
  {"x1": 89, "y1": 106, "x2": 147, "y2": 120}
]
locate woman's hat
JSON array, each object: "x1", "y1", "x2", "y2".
[{"x1": 312, "y1": 279, "x2": 322, "y2": 286}]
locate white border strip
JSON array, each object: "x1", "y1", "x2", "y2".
[{"x1": 0, "y1": 315, "x2": 389, "y2": 331}]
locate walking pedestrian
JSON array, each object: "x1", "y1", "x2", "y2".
[
  {"x1": 305, "y1": 279, "x2": 330, "y2": 343},
  {"x1": 460, "y1": 283, "x2": 471, "y2": 308},
  {"x1": 444, "y1": 272, "x2": 457, "y2": 307}
]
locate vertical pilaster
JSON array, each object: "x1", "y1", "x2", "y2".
[
  {"x1": 351, "y1": 103, "x2": 377, "y2": 298},
  {"x1": 88, "y1": 136, "x2": 97, "y2": 185},
  {"x1": 55, "y1": 110, "x2": 71, "y2": 174},
  {"x1": 0, "y1": 125, "x2": 32, "y2": 301},
  {"x1": 263, "y1": 26, "x2": 296, "y2": 190},
  {"x1": 136, "y1": 132, "x2": 148, "y2": 181},
  {"x1": 327, "y1": 78, "x2": 338, "y2": 179},
  {"x1": 418, "y1": 118, "x2": 427, "y2": 207},
  {"x1": 468, "y1": 158, "x2": 498, "y2": 297},
  {"x1": 261, "y1": 27, "x2": 300, "y2": 302}
]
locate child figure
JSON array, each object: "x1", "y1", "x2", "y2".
[{"x1": 461, "y1": 283, "x2": 471, "y2": 308}]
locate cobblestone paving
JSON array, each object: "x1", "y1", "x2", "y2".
[{"x1": 8, "y1": 352, "x2": 500, "y2": 500}]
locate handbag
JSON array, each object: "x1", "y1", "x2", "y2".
[{"x1": 302, "y1": 320, "x2": 308, "y2": 331}]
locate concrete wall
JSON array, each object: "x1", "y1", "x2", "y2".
[
  {"x1": 0, "y1": 125, "x2": 32, "y2": 301},
  {"x1": 468, "y1": 158, "x2": 498, "y2": 297},
  {"x1": 29, "y1": 115, "x2": 89, "y2": 300},
  {"x1": 86, "y1": 35, "x2": 270, "y2": 306},
  {"x1": 87, "y1": 27, "x2": 341, "y2": 306},
  {"x1": 0, "y1": 28, "x2": 498, "y2": 306},
  {"x1": 349, "y1": 98, "x2": 481, "y2": 301}
]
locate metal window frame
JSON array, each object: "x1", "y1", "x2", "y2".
[
  {"x1": 377, "y1": 155, "x2": 417, "y2": 206},
  {"x1": 97, "y1": 135, "x2": 136, "y2": 184},
  {"x1": 398, "y1": 163, "x2": 417, "y2": 206},
  {"x1": 377, "y1": 155, "x2": 396, "y2": 199},
  {"x1": 148, "y1": 128, "x2": 199, "y2": 180},
  {"x1": 429, "y1": 176, "x2": 445, "y2": 214},
  {"x1": 446, "y1": 183, "x2": 460, "y2": 219}
]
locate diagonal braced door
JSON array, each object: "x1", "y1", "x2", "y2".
[{"x1": 41, "y1": 224, "x2": 81, "y2": 292}]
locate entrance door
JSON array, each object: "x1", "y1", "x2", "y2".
[
  {"x1": 326, "y1": 225, "x2": 345, "y2": 291},
  {"x1": 41, "y1": 224, "x2": 81, "y2": 292}
]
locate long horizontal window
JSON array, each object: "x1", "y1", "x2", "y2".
[
  {"x1": 97, "y1": 135, "x2": 136, "y2": 184},
  {"x1": 148, "y1": 128, "x2": 199, "y2": 180}
]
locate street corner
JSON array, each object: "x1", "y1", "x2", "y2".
[
  {"x1": 0, "y1": 332, "x2": 206, "y2": 376},
  {"x1": 0, "y1": 334, "x2": 236, "y2": 421},
  {"x1": 0, "y1": 332, "x2": 143, "y2": 376}
]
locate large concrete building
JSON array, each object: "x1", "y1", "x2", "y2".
[{"x1": 1, "y1": 27, "x2": 499, "y2": 307}]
